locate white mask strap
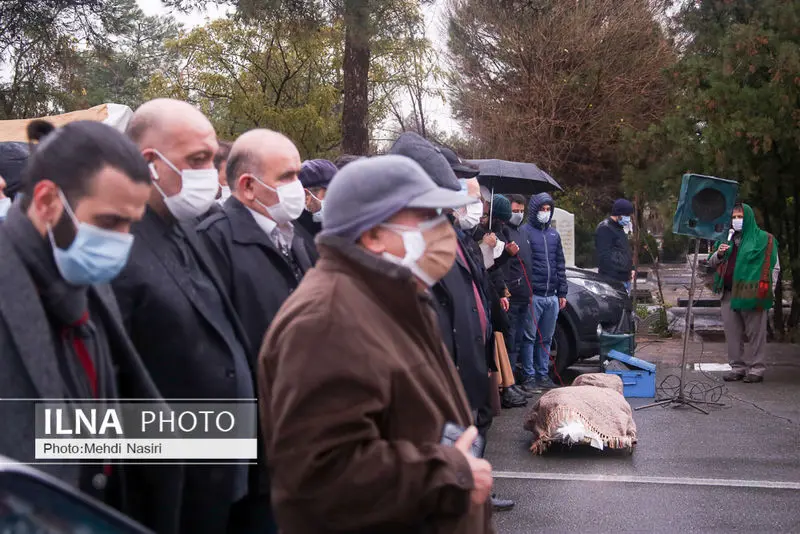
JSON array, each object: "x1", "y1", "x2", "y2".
[{"x1": 149, "y1": 148, "x2": 182, "y2": 176}]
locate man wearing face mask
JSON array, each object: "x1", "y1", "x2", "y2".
[
  {"x1": 454, "y1": 180, "x2": 509, "y2": 305},
  {"x1": 0, "y1": 120, "x2": 182, "y2": 533},
  {"x1": 596, "y1": 198, "x2": 635, "y2": 291},
  {"x1": 496, "y1": 194, "x2": 537, "y2": 394},
  {"x1": 197, "y1": 129, "x2": 311, "y2": 533},
  {"x1": 708, "y1": 203, "x2": 780, "y2": 383},
  {"x1": 259, "y1": 155, "x2": 494, "y2": 534},
  {"x1": 198, "y1": 129, "x2": 314, "y2": 370},
  {"x1": 295, "y1": 158, "x2": 337, "y2": 240},
  {"x1": 116, "y1": 99, "x2": 258, "y2": 534},
  {"x1": 393, "y1": 137, "x2": 513, "y2": 512},
  {"x1": 521, "y1": 193, "x2": 568, "y2": 391}
]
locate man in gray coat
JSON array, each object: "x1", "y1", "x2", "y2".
[{"x1": 0, "y1": 119, "x2": 182, "y2": 533}]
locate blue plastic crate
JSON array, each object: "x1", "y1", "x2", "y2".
[{"x1": 604, "y1": 349, "x2": 656, "y2": 398}]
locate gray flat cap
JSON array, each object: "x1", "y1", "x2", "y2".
[
  {"x1": 321, "y1": 154, "x2": 478, "y2": 242},
  {"x1": 388, "y1": 132, "x2": 461, "y2": 191}
]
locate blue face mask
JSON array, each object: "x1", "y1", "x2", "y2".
[
  {"x1": 48, "y1": 190, "x2": 135, "y2": 286},
  {"x1": 619, "y1": 216, "x2": 631, "y2": 227},
  {"x1": 0, "y1": 197, "x2": 11, "y2": 220}
]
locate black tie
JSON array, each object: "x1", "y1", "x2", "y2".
[{"x1": 280, "y1": 241, "x2": 304, "y2": 283}]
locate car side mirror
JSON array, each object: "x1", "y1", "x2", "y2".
[{"x1": 0, "y1": 462, "x2": 153, "y2": 533}]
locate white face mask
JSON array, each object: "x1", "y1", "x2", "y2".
[
  {"x1": 0, "y1": 197, "x2": 11, "y2": 219},
  {"x1": 307, "y1": 190, "x2": 325, "y2": 223},
  {"x1": 732, "y1": 218, "x2": 743, "y2": 232},
  {"x1": 254, "y1": 178, "x2": 305, "y2": 225},
  {"x1": 456, "y1": 201, "x2": 483, "y2": 230},
  {"x1": 509, "y1": 212, "x2": 524, "y2": 226},
  {"x1": 537, "y1": 211, "x2": 550, "y2": 224},
  {"x1": 312, "y1": 205, "x2": 324, "y2": 223},
  {"x1": 217, "y1": 185, "x2": 231, "y2": 205},
  {"x1": 149, "y1": 150, "x2": 219, "y2": 221}
]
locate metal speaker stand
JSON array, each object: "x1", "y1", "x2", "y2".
[{"x1": 635, "y1": 239, "x2": 722, "y2": 415}]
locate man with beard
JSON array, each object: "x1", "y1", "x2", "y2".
[{"x1": 0, "y1": 119, "x2": 181, "y2": 533}]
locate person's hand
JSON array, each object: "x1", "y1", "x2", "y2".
[
  {"x1": 454, "y1": 426, "x2": 493, "y2": 506},
  {"x1": 718, "y1": 243, "x2": 730, "y2": 255},
  {"x1": 500, "y1": 297, "x2": 510, "y2": 312},
  {"x1": 483, "y1": 233, "x2": 497, "y2": 248},
  {"x1": 505, "y1": 242, "x2": 519, "y2": 256},
  {"x1": 630, "y1": 270, "x2": 636, "y2": 282},
  {"x1": 559, "y1": 297, "x2": 567, "y2": 310}
]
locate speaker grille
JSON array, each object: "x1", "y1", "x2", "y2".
[{"x1": 691, "y1": 187, "x2": 726, "y2": 222}]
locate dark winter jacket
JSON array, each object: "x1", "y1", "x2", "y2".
[
  {"x1": 498, "y1": 221, "x2": 534, "y2": 304},
  {"x1": 522, "y1": 193, "x2": 568, "y2": 298},
  {"x1": 595, "y1": 217, "x2": 633, "y2": 282}
]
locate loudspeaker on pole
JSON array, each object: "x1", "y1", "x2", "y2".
[{"x1": 672, "y1": 173, "x2": 739, "y2": 242}]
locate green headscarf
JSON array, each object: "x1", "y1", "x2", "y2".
[{"x1": 709, "y1": 204, "x2": 778, "y2": 310}]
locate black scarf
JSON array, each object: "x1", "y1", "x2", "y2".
[{"x1": 3, "y1": 203, "x2": 111, "y2": 400}]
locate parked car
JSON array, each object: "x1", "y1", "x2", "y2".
[
  {"x1": 0, "y1": 455, "x2": 152, "y2": 533},
  {"x1": 551, "y1": 267, "x2": 633, "y2": 374}
]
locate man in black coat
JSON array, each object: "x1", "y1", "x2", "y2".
[
  {"x1": 197, "y1": 129, "x2": 314, "y2": 366},
  {"x1": 197, "y1": 130, "x2": 313, "y2": 534},
  {"x1": 596, "y1": 198, "x2": 635, "y2": 291},
  {"x1": 497, "y1": 195, "x2": 537, "y2": 384},
  {"x1": 0, "y1": 119, "x2": 182, "y2": 533},
  {"x1": 116, "y1": 99, "x2": 260, "y2": 534},
  {"x1": 391, "y1": 134, "x2": 516, "y2": 512},
  {"x1": 390, "y1": 135, "x2": 491, "y2": 417},
  {"x1": 295, "y1": 158, "x2": 337, "y2": 240}
]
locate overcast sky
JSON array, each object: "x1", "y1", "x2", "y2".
[{"x1": 135, "y1": 0, "x2": 459, "y2": 137}]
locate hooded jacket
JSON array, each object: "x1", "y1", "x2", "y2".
[{"x1": 522, "y1": 193, "x2": 568, "y2": 298}]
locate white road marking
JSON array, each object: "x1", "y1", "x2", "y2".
[
  {"x1": 494, "y1": 471, "x2": 800, "y2": 490},
  {"x1": 693, "y1": 363, "x2": 732, "y2": 371}
]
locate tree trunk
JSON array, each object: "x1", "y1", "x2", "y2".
[
  {"x1": 791, "y1": 181, "x2": 800, "y2": 329},
  {"x1": 342, "y1": 0, "x2": 371, "y2": 155}
]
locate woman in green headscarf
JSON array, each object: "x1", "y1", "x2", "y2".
[{"x1": 707, "y1": 203, "x2": 780, "y2": 383}]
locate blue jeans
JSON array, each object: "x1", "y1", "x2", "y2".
[
  {"x1": 506, "y1": 302, "x2": 535, "y2": 379},
  {"x1": 530, "y1": 295, "x2": 560, "y2": 380}
]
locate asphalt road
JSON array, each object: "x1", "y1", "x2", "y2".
[{"x1": 486, "y1": 360, "x2": 800, "y2": 533}]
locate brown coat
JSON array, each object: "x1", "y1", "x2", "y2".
[{"x1": 258, "y1": 235, "x2": 494, "y2": 534}]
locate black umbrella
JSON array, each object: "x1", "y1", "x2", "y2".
[
  {"x1": 468, "y1": 158, "x2": 562, "y2": 229},
  {"x1": 468, "y1": 158, "x2": 562, "y2": 195}
]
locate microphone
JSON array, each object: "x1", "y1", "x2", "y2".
[{"x1": 727, "y1": 229, "x2": 735, "y2": 242}]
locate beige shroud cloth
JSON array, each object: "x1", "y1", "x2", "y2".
[
  {"x1": 523, "y1": 373, "x2": 637, "y2": 454},
  {"x1": 0, "y1": 103, "x2": 133, "y2": 141},
  {"x1": 572, "y1": 372, "x2": 624, "y2": 394}
]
